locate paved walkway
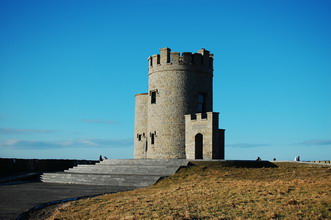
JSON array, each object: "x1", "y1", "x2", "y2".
[{"x1": 0, "y1": 181, "x2": 128, "y2": 220}]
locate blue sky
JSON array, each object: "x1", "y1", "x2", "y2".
[{"x1": 0, "y1": 0, "x2": 330, "y2": 161}]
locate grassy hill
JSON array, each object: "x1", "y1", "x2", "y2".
[{"x1": 31, "y1": 162, "x2": 330, "y2": 219}]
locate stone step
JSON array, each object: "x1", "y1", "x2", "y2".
[
  {"x1": 42, "y1": 172, "x2": 162, "y2": 180},
  {"x1": 65, "y1": 165, "x2": 179, "y2": 175},
  {"x1": 41, "y1": 176, "x2": 159, "y2": 185},
  {"x1": 100, "y1": 159, "x2": 189, "y2": 166},
  {"x1": 41, "y1": 173, "x2": 160, "y2": 186},
  {"x1": 71, "y1": 164, "x2": 183, "y2": 169}
]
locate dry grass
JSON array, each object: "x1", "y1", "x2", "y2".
[{"x1": 40, "y1": 162, "x2": 331, "y2": 219}]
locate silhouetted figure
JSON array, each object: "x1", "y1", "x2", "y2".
[
  {"x1": 99, "y1": 155, "x2": 103, "y2": 161},
  {"x1": 273, "y1": 158, "x2": 276, "y2": 161},
  {"x1": 256, "y1": 157, "x2": 261, "y2": 161},
  {"x1": 294, "y1": 156, "x2": 301, "y2": 161},
  {"x1": 104, "y1": 156, "x2": 108, "y2": 160}
]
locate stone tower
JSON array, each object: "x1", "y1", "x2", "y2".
[{"x1": 134, "y1": 48, "x2": 224, "y2": 159}]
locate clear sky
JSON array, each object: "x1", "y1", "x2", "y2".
[{"x1": 0, "y1": 0, "x2": 330, "y2": 161}]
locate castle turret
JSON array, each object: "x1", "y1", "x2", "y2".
[{"x1": 146, "y1": 48, "x2": 214, "y2": 159}]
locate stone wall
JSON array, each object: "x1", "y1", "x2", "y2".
[{"x1": 0, "y1": 158, "x2": 97, "y2": 176}]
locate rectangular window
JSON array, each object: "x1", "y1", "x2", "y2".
[
  {"x1": 151, "y1": 91, "x2": 156, "y2": 104},
  {"x1": 138, "y1": 134, "x2": 142, "y2": 141},
  {"x1": 197, "y1": 94, "x2": 206, "y2": 113},
  {"x1": 157, "y1": 55, "x2": 160, "y2": 64},
  {"x1": 151, "y1": 133, "x2": 155, "y2": 145}
]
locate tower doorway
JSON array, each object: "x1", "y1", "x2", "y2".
[{"x1": 195, "y1": 133, "x2": 203, "y2": 159}]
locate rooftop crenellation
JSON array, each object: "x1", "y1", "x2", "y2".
[
  {"x1": 148, "y1": 48, "x2": 214, "y2": 72},
  {"x1": 185, "y1": 112, "x2": 219, "y2": 121}
]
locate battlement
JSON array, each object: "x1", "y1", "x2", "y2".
[
  {"x1": 148, "y1": 48, "x2": 214, "y2": 73},
  {"x1": 185, "y1": 112, "x2": 219, "y2": 121}
]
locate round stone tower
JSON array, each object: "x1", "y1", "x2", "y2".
[{"x1": 146, "y1": 48, "x2": 214, "y2": 159}]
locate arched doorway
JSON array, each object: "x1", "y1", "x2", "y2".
[{"x1": 195, "y1": 133, "x2": 203, "y2": 159}]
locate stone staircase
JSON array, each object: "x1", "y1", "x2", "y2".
[{"x1": 41, "y1": 159, "x2": 189, "y2": 189}]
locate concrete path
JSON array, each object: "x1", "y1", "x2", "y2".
[{"x1": 0, "y1": 181, "x2": 130, "y2": 220}]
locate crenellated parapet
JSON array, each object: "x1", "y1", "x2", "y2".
[
  {"x1": 185, "y1": 112, "x2": 219, "y2": 129},
  {"x1": 148, "y1": 48, "x2": 214, "y2": 74}
]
